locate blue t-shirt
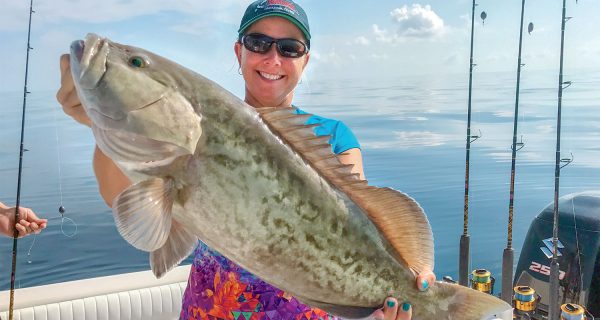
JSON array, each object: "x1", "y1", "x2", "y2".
[
  {"x1": 294, "y1": 107, "x2": 361, "y2": 154},
  {"x1": 180, "y1": 108, "x2": 360, "y2": 320}
]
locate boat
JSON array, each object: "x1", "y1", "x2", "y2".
[{"x1": 0, "y1": 265, "x2": 190, "y2": 320}]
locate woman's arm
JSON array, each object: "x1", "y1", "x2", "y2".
[
  {"x1": 337, "y1": 148, "x2": 366, "y2": 180},
  {"x1": 93, "y1": 146, "x2": 132, "y2": 207}
]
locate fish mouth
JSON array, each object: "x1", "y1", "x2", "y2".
[{"x1": 70, "y1": 33, "x2": 108, "y2": 90}]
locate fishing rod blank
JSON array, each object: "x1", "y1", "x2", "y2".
[
  {"x1": 549, "y1": 0, "x2": 576, "y2": 318},
  {"x1": 501, "y1": 0, "x2": 532, "y2": 304},
  {"x1": 9, "y1": 0, "x2": 35, "y2": 319},
  {"x1": 459, "y1": 0, "x2": 485, "y2": 287}
]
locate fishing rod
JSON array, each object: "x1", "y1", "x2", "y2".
[
  {"x1": 459, "y1": 0, "x2": 485, "y2": 287},
  {"x1": 549, "y1": 0, "x2": 576, "y2": 318},
  {"x1": 8, "y1": 0, "x2": 35, "y2": 318},
  {"x1": 501, "y1": 0, "x2": 532, "y2": 304}
]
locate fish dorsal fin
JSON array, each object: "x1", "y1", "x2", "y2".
[
  {"x1": 257, "y1": 107, "x2": 434, "y2": 273},
  {"x1": 346, "y1": 186, "x2": 434, "y2": 273}
]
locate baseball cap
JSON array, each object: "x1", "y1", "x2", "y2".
[{"x1": 238, "y1": 0, "x2": 311, "y2": 47}]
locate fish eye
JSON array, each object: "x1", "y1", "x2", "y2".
[{"x1": 129, "y1": 56, "x2": 148, "y2": 68}]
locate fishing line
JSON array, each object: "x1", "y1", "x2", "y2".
[
  {"x1": 26, "y1": 233, "x2": 36, "y2": 264},
  {"x1": 25, "y1": 100, "x2": 80, "y2": 265},
  {"x1": 52, "y1": 97, "x2": 78, "y2": 238}
]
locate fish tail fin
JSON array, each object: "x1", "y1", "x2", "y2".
[{"x1": 425, "y1": 281, "x2": 513, "y2": 320}]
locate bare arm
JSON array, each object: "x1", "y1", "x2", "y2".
[
  {"x1": 336, "y1": 148, "x2": 366, "y2": 180},
  {"x1": 93, "y1": 146, "x2": 132, "y2": 207}
]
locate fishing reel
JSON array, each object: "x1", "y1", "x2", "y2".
[
  {"x1": 469, "y1": 269, "x2": 495, "y2": 294},
  {"x1": 560, "y1": 303, "x2": 594, "y2": 320},
  {"x1": 513, "y1": 286, "x2": 541, "y2": 319}
]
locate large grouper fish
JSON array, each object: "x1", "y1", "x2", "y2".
[{"x1": 68, "y1": 33, "x2": 512, "y2": 319}]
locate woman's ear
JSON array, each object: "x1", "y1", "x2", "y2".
[
  {"x1": 302, "y1": 52, "x2": 310, "y2": 70},
  {"x1": 234, "y1": 41, "x2": 242, "y2": 66}
]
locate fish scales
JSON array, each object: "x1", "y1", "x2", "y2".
[{"x1": 178, "y1": 98, "x2": 408, "y2": 305}]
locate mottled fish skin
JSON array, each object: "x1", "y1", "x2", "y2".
[{"x1": 69, "y1": 33, "x2": 512, "y2": 320}]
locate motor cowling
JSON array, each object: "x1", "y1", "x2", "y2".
[{"x1": 514, "y1": 191, "x2": 600, "y2": 318}]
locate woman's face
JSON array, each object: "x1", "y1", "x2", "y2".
[{"x1": 235, "y1": 16, "x2": 310, "y2": 108}]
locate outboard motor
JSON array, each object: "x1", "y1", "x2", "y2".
[{"x1": 514, "y1": 191, "x2": 600, "y2": 318}]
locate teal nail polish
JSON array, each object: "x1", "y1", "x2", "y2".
[
  {"x1": 386, "y1": 300, "x2": 395, "y2": 308},
  {"x1": 421, "y1": 279, "x2": 429, "y2": 291},
  {"x1": 402, "y1": 302, "x2": 411, "y2": 312}
]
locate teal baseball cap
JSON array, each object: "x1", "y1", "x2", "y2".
[{"x1": 238, "y1": 0, "x2": 311, "y2": 47}]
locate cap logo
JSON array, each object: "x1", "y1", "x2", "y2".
[
  {"x1": 257, "y1": 0, "x2": 297, "y2": 14},
  {"x1": 268, "y1": 0, "x2": 296, "y2": 10}
]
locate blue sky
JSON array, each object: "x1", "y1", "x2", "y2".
[{"x1": 0, "y1": 0, "x2": 599, "y2": 95}]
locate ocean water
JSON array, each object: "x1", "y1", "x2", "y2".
[{"x1": 0, "y1": 69, "x2": 599, "y2": 292}]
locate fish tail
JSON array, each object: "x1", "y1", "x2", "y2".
[{"x1": 418, "y1": 282, "x2": 513, "y2": 320}]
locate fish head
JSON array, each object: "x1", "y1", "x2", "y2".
[{"x1": 70, "y1": 33, "x2": 202, "y2": 166}]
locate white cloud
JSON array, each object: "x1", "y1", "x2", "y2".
[
  {"x1": 310, "y1": 49, "x2": 343, "y2": 66},
  {"x1": 371, "y1": 4, "x2": 445, "y2": 43},
  {"x1": 372, "y1": 24, "x2": 395, "y2": 43},
  {"x1": 353, "y1": 36, "x2": 370, "y2": 46},
  {"x1": 390, "y1": 4, "x2": 445, "y2": 38}
]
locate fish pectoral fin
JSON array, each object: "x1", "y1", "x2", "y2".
[
  {"x1": 112, "y1": 178, "x2": 175, "y2": 252},
  {"x1": 294, "y1": 296, "x2": 377, "y2": 319},
  {"x1": 150, "y1": 219, "x2": 197, "y2": 278}
]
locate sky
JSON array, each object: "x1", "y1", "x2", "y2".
[{"x1": 0, "y1": 0, "x2": 599, "y2": 95}]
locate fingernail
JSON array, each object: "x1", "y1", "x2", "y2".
[
  {"x1": 402, "y1": 302, "x2": 411, "y2": 312},
  {"x1": 421, "y1": 279, "x2": 429, "y2": 291},
  {"x1": 386, "y1": 300, "x2": 395, "y2": 308}
]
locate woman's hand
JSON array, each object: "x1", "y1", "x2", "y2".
[
  {"x1": 371, "y1": 270, "x2": 436, "y2": 320},
  {"x1": 0, "y1": 203, "x2": 47, "y2": 238},
  {"x1": 56, "y1": 54, "x2": 91, "y2": 127}
]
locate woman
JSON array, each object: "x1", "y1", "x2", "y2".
[
  {"x1": 56, "y1": 1, "x2": 435, "y2": 319},
  {"x1": 0, "y1": 201, "x2": 47, "y2": 238}
]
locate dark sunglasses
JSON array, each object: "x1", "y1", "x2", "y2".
[{"x1": 241, "y1": 33, "x2": 309, "y2": 58}]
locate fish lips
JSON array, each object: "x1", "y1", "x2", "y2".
[{"x1": 70, "y1": 34, "x2": 108, "y2": 90}]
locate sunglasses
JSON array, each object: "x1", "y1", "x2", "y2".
[{"x1": 241, "y1": 33, "x2": 309, "y2": 58}]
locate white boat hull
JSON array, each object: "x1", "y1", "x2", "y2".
[{"x1": 0, "y1": 265, "x2": 190, "y2": 320}]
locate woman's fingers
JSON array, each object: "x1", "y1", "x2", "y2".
[
  {"x1": 396, "y1": 301, "x2": 412, "y2": 320},
  {"x1": 373, "y1": 297, "x2": 411, "y2": 320},
  {"x1": 416, "y1": 270, "x2": 436, "y2": 291},
  {"x1": 382, "y1": 297, "x2": 399, "y2": 320},
  {"x1": 57, "y1": 54, "x2": 92, "y2": 127}
]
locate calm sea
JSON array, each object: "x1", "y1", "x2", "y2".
[{"x1": 1, "y1": 69, "x2": 599, "y2": 291}]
